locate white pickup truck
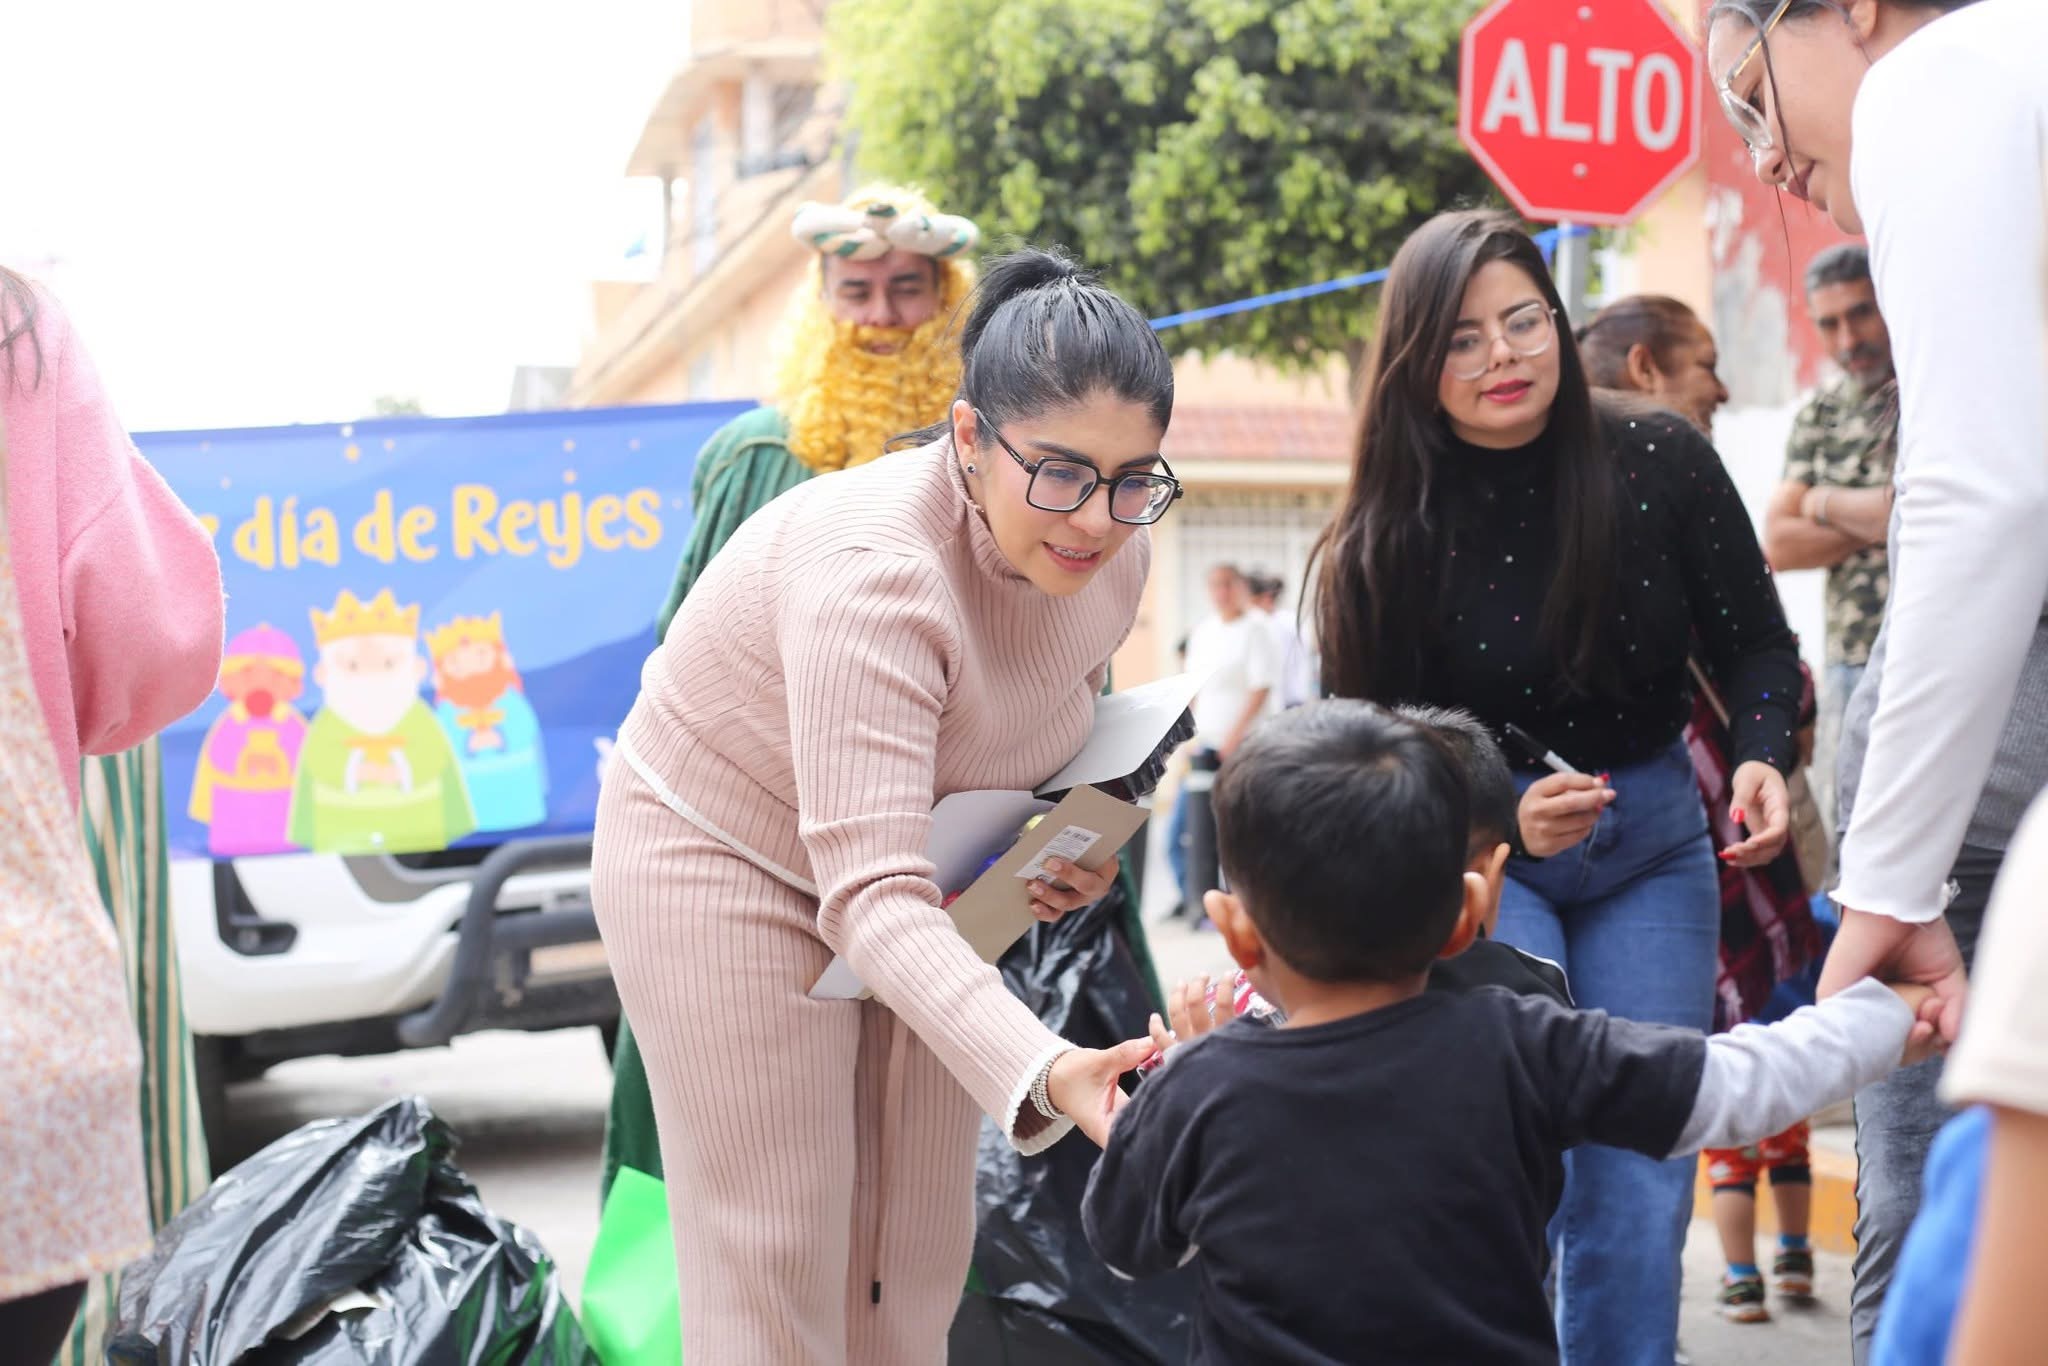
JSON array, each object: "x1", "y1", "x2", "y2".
[{"x1": 175, "y1": 835, "x2": 616, "y2": 1168}]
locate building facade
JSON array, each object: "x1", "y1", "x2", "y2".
[{"x1": 569, "y1": 0, "x2": 1357, "y2": 687}]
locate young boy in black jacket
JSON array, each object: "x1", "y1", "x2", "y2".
[
  {"x1": 1148, "y1": 702, "x2": 1567, "y2": 1050},
  {"x1": 1086, "y1": 700, "x2": 1936, "y2": 1365}
]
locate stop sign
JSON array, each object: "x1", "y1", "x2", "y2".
[{"x1": 1459, "y1": 0, "x2": 1703, "y2": 225}]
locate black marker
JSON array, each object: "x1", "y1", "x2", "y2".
[{"x1": 1502, "y1": 722, "x2": 1579, "y2": 776}]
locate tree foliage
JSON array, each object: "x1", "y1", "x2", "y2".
[
  {"x1": 830, "y1": 0, "x2": 1496, "y2": 373},
  {"x1": 370, "y1": 393, "x2": 425, "y2": 417}
]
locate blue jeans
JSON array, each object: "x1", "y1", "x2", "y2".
[
  {"x1": 1166, "y1": 786, "x2": 1189, "y2": 904},
  {"x1": 1495, "y1": 740, "x2": 1719, "y2": 1366}
]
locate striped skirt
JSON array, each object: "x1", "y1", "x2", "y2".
[{"x1": 51, "y1": 740, "x2": 211, "y2": 1366}]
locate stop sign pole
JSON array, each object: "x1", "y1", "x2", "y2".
[
  {"x1": 1554, "y1": 225, "x2": 1589, "y2": 327},
  {"x1": 1459, "y1": 0, "x2": 1703, "y2": 321}
]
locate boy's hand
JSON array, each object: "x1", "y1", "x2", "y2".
[
  {"x1": 1518, "y1": 773, "x2": 1614, "y2": 857},
  {"x1": 1147, "y1": 1011, "x2": 1177, "y2": 1058},
  {"x1": 1888, "y1": 982, "x2": 1948, "y2": 1066},
  {"x1": 1140, "y1": 974, "x2": 1231, "y2": 1066},
  {"x1": 1169, "y1": 975, "x2": 1228, "y2": 1044}
]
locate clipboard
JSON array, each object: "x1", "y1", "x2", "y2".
[
  {"x1": 809, "y1": 784, "x2": 1149, "y2": 1001},
  {"x1": 808, "y1": 673, "x2": 1199, "y2": 1002}
]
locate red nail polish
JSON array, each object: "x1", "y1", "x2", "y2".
[
  {"x1": 1718, "y1": 850, "x2": 1738, "y2": 862},
  {"x1": 1732, "y1": 808, "x2": 1746, "y2": 824}
]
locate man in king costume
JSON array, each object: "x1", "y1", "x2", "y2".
[
  {"x1": 652, "y1": 185, "x2": 976, "y2": 639},
  {"x1": 188, "y1": 623, "x2": 309, "y2": 856},
  {"x1": 603, "y1": 186, "x2": 1169, "y2": 1208},
  {"x1": 288, "y1": 589, "x2": 475, "y2": 855},
  {"x1": 428, "y1": 611, "x2": 547, "y2": 833},
  {"x1": 612, "y1": 184, "x2": 982, "y2": 1199}
]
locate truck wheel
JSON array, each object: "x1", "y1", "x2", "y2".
[{"x1": 192, "y1": 1034, "x2": 237, "y2": 1177}]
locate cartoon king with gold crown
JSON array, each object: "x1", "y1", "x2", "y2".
[
  {"x1": 188, "y1": 622, "x2": 310, "y2": 855},
  {"x1": 287, "y1": 588, "x2": 475, "y2": 854},
  {"x1": 427, "y1": 611, "x2": 548, "y2": 833}
]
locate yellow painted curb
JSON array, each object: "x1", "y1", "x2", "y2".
[{"x1": 1693, "y1": 1142, "x2": 1858, "y2": 1256}]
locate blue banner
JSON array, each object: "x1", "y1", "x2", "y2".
[{"x1": 138, "y1": 401, "x2": 755, "y2": 861}]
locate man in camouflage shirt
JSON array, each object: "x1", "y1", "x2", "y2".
[{"x1": 1763, "y1": 244, "x2": 1898, "y2": 830}]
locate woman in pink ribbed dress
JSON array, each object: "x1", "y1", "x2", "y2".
[
  {"x1": 593, "y1": 250, "x2": 1185, "y2": 1363},
  {"x1": 0, "y1": 271, "x2": 224, "y2": 1355}
]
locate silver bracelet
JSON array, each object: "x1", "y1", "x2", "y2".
[
  {"x1": 1814, "y1": 487, "x2": 1833, "y2": 528},
  {"x1": 1030, "y1": 1051, "x2": 1071, "y2": 1121}
]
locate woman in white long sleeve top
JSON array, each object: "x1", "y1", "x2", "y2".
[{"x1": 1706, "y1": 1, "x2": 2048, "y2": 1358}]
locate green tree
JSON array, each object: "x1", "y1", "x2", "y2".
[
  {"x1": 830, "y1": 0, "x2": 1495, "y2": 377},
  {"x1": 370, "y1": 393, "x2": 424, "y2": 417}
]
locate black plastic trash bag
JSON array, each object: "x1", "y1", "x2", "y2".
[
  {"x1": 109, "y1": 1096, "x2": 597, "y2": 1365},
  {"x1": 950, "y1": 886, "x2": 1198, "y2": 1364}
]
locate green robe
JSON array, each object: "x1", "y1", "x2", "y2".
[
  {"x1": 655, "y1": 406, "x2": 813, "y2": 642},
  {"x1": 287, "y1": 700, "x2": 475, "y2": 855},
  {"x1": 602, "y1": 406, "x2": 1166, "y2": 1202}
]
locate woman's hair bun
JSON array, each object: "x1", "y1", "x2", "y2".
[
  {"x1": 961, "y1": 247, "x2": 1091, "y2": 354},
  {"x1": 978, "y1": 246, "x2": 1089, "y2": 301},
  {"x1": 951, "y1": 243, "x2": 1174, "y2": 438}
]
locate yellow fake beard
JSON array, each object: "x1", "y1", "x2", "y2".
[{"x1": 775, "y1": 306, "x2": 965, "y2": 474}]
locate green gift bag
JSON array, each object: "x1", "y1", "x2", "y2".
[{"x1": 582, "y1": 1165, "x2": 683, "y2": 1366}]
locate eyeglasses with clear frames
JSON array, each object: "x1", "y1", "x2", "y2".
[
  {"x1": 975, "y1": 410, "x2": 1184, "y2": 526},
  {"x1": 1445, "y1": 303, "x2": 1560, "y2": 383},
  {"x1": 1716, "y1": 0, "x2": 1795, "y2": 157}
]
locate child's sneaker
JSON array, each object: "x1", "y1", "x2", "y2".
[
  {"x1": 1718, "y1": 1274, "x2": 1771, "y2": 1323},
  {"x1": 1773, "y1": 1247, "x2": 1816, "y2": 1300}
]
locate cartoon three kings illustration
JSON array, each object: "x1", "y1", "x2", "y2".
[
  {"x1": 287, "y1": 589, "x2": 476, "y2": 853},
  {"x1": 188, "y1": 623, "x2": 310, "y2": 856},
  {"x1": 427, "y1": 611, "x2": 548, "y2": 833}
]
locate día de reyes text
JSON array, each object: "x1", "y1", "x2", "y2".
[{"x1": 194, "y1": 481, "x2": 667, "y2": 571}]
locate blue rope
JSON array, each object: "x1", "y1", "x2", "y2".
[{"x1": 1148, "y1": 224, "x2": 1591, "y2": 332}]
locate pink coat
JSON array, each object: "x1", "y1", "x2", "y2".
[{"x1": 2, "y1": 284, "x2": 223, "y2": 802}]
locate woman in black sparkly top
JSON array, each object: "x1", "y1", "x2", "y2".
[{"x1": 1310, "y1": 210, "x2": 1801, "y2": 1364}]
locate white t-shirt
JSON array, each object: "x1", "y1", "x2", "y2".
[
  {"x1": 1187, "y1": 611, "x2": 1282, "y2": 749},
  {"x1": 1259, "y1": 608, "x2": 1319, "y2": 712},
  {"x1": 1832, "y1": 0, "x2": 2048, "y2": 923},
  {"x1": 1945, "y1": 792, "x2": 2048, "y2": 1114}
]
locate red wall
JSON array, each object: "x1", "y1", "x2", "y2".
[{"x1": 1698, "y1": 6, "x2": 1859, "y2": 402}]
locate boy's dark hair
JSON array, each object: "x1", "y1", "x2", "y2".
[
  {"x1": 1213, "y1": 699, "x2": 1470, "y2": 983},
  {"x1": 1393, "y1": 704, "x2": 1520, "y2": 857}
]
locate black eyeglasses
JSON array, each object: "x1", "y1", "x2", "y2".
[{"x1": 975, "y1": 409, "x2": 1184, "y2": 526}]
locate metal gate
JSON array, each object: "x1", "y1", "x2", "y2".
[{"x1": 1172, "y1": 489, "x2": 1340, "y2": 650}]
